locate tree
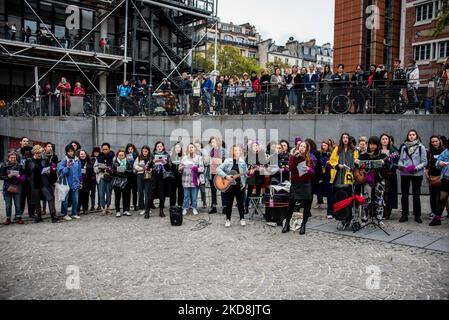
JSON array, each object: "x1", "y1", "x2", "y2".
[
  {"x1": 433, "y1": 1, "x2": 449, "y2": 36},
  {"x1": 193, "y1": 44, "x2": 262, "y2": 76},
  {"x1": 265, "y1": 57, "x2": 291, "y2": 74}
]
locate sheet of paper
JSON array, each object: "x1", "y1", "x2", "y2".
[{"x1": 297, "y1": 161, "x2": 308, "y2": 176}]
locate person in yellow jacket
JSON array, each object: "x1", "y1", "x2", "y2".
[{"x1": 330, "y1": 133, "x2": 359, "y2": 185}]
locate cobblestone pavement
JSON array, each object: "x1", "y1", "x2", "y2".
[{"x1": 0, "y1": 196, "x2": 448, "y2": 300}]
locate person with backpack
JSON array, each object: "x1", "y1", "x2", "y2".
[{"x1": 398, "y1": 129, "x2": 427, "y2": 223}]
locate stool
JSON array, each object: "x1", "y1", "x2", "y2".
[{"x1": 249, "y1": 196, "x2": 263, "y2": 219}]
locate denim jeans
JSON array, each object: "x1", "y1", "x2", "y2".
[
  {"x1": 183, "y1": 187, "x2": 199, "y2": 209},
  {"x1": 178, "y1": 94, "x2": 191, "y2": 114},
  {"x1": 4, "y1": 192, "x2": 22, "y2": 218},
  {"x1": 98, "y1": 178, "x2": 112, "y2": 208},
  {"x1": 61, "y1": 189, "x2": 79, "y2": 216}
]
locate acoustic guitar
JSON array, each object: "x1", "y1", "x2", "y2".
[{"x1": 213, "y1": 170, "x2": 247, "y2": 193}]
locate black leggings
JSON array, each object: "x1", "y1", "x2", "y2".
[
  {"x1": 170, "y1": 176, "x2": 184, "y2": 207},
  {"x1": 148, "y1": 174, "x2": 166, "y2": 208},
  {"x1": 436, "y1": 178, "x2": 449, "y2": 217},
  {"x1": 225, "y1": 184, "x2": 245, "y2": 221},
  {"x1": 429, "y1": 185, "x2": 441, "y2": 214},
  {"x1": 284, "y1": 198, "x2": 312, "y2": 226}
]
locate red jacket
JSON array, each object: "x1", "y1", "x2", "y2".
[
  {"x1": 73, "y1": 87, "x2": 85, "y2": 96},
  {"x1": 252, "y1": 78, "x2": 262, "y2": 93},
  {"x1": 288, "y1": 154, "x2": 315, "y2": 182}
]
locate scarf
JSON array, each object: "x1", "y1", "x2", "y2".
[
  {"x1": 405, "y1": 140, "x2": 420, "y2": 157},
  {"x1": 117, "y1": 158, "x2": 127, "y2": 170}
]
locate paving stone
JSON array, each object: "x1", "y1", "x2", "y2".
[
  {"x1": 424, "y1": 238, "x2": 449, "y2": 253},
  {"x1": 361, "y1": 229, "x2": 410, "y2": 243},
  {"x1": 392, "y1": 233, "x2": 443, "y2": 249}
]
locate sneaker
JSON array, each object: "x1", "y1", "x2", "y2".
[
  {"x1": 399, "y1": 215, "x2": 408, "y2": 223},
  {"x1": 123, "y1": 211, "x2": 131, "y2": 216},
  {"x1": 72, "y1": 215, "x2": 80, "y2": 220},
  {"x1": 327, "y1": 215, "x2": 334, "y2": 220},
  {"x1": 202, "y1": 203, "x2": 207, "y2": 209},
  {"x1": 209, "y1": 207, "x2": 217, "y2": 214},
  {"x1": 63, "y1": 215, "x2": 72, "y2": 221},
  {"x1": 116, "y1": 212, "x2": 121, "y2": 218},
  {"x1": 182, "y1": 209, "x2": 188, "y2": 216},
  {"x1": 17, "y1": 217, "x2": 24, "y2": 225},
  {"x1": 429, "y1": 212, "x2": 435, "y2": 219},
  {"x1": 193, "y1": 209, "x2": 199, "y2": 216},
  {"x1": 139, "y1": 211, "x2": 146, "y2": 216},
  {"x1": 429, "y1": 217, "x2": 441, "y2": 226},
  {"x1": 240, "y1": 219, "x2": 246, "y2": 226},
  {"x1": 225, "y1": 220, "x2": 231, "y2": 228},
  {"x1": 313, "y1": 204, "x2": 322, "y2": 209},
  {"x1": 3, "y1": 218, "x2": 11, "y2": 226}
]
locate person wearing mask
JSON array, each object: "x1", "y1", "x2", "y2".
[
  {"x1": 94, "y1": 143, "x2": 115, "y2": 215},
  {"x1": 1, "y1": 151, "x2": 25, "y2": 225},
  {"x1": 135, "y1": 145, "x2": 152, "y2": 217},
  {"x1": 73, "y1": 82, "x2": 85, "y2": 96},
  {"x1": 282, "y1": 141, "x2": 315, "y2": 235},
  {"x1": 217, "y1": 145, "x2": 252, "y2": 228},
  {"x1": 148, "y1": 141, "x2": 171, "y2": 217},
  {"x1": 398, "y1": 129, "x2": 427, "y2": 223},
  {"x1": 58, "y1": 145, "x2": 82, "y2": 221},
  {"x1": 425, "y1": 136, "x2": 446, "y2": 220},
  {"x1": 170, "y1": 142, "x2": 184, "y2": 208},
  {"x1": 90, "y1": 147, "x2": 101, "y2": 211},
  {"x1": 406, "y1": 60, "x2": 420, "y2": 114},
  {"x1": 125, "y1": 144, "x2": 139, "y2": 212},
  {"x1": 179, "y1": 143, "x2": 204, "y2": 216},
  {"x1": 56, "y1": 77, "x2": 71, "y2": 115},
  {"x1": 432, "y1": 147, "x2": 449, "y2": 226},
  {"x1": 77, "y1": 149, "x2": 94, "y2": 215},
  {"x1": 244, "y1": 141, "x2": 268, "y2": 214},
  {"x1": 112, "y1": 149, "x2": 132, "y2": 217},
  {"x1": 379, "y1": 134, "x2": 400, "y2": 220}
]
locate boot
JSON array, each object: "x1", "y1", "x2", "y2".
[
  {"x1": 299, "y1": 215, "x2": 309, "y2": 235},
  {"x1": 399, "y1": 215, "x2": 408, "y2": 223},
  {"x1": 34, "y1": 213, "x2": 43, "y2": 223},
  {"x1": 383, "y1": 208, "x2": 391, "y2": 220},
  {"x1": 429, "y1": 216, "x2": 441, "y2": 226},
  {"x1": 159, "y1": 208, "x2": 165, "y2": 217},
  {"x1": 209, "y1": 206, "x2": 217, "y2": 214},
  {"x1": 50, "y1": 211, "x2": 59, "y2": 223},
  {"x1": 282, "y1": 219, "x2": 290, "y2": 233},
  {"x1": 244, "y1": 206, "x2": 249, "y2": 215},
  {"x1": 144, "y1": 211, "x2": 150, "y2": 219}
]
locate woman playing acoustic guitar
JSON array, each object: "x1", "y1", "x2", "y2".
[{"x1": 216, "y1": 145, "x2": 255, "y2": 228}]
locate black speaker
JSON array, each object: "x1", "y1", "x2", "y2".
[
  {"x1": 333, "y1": 184, "x2": 353, "y2": 222},
  {"x1": 169, "y1": 206, "x2": 183, "y2": 226}
]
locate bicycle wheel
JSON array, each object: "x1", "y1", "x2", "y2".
[
  {"x1": 301, "y1": 92, "x2": 317, "y2": 114},
  {"x1": 331, "y1": 95, "x2": 351, "y2": 114},
  {"x1": 392, "y1": 99, "x2": 407, "y2": 114},
  {"x1": 13, "y1": 102, "x2": 23, "y2": 117}
]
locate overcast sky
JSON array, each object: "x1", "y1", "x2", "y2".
[{"x1": 217, "y1": 0, "x2": 335, "y2": 46}]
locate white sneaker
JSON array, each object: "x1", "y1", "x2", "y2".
[
  {"x1": 240, "y1": 219, "x2": 246, "y2": 226},
  {"x1": 116, "y1": 212, "x2": 121, "y2": 217},
  {"x1": 313, "y1": 204, "x2": 322, "y2": 209},
  {"x1": 123, "y1": 211, "x2": 131, "y2": 216},
  {"x1": 72, "y1": 215, "x2": 80, "y2": 220},
  {"x1": 139, "y1": 211, "x2": 145, "y2": 216},
  {"x1": 193, "y1": 209, "x2": 199, "y2": 215},
  {"x1": 225, "y1": 219, "x2": 231, "y2": 228},
  {"x1": 327, "y1": 215, "x2": 334, "y2": 220},
  {"x1": 182, "y1": 209, "x2": 188, "y2": 216},
  {"x1": 63, "y1": 215, "x2": 72, "y2": 221}
]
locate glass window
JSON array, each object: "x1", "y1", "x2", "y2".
[
  {"x1": 82, "y1": 10, "x2": 93, "y2": 30},
  {"x1": 440, "y1": 41, "x2": 449, "y2": 58},
  {"x1": 304, "y1": 47, "x2": 309, "y2": 55}
]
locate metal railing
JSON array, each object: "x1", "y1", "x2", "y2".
[{"x1": 3, "y1": 79, "x2": 449, "y2": 118}]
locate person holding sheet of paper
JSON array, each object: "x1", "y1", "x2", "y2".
[{"x1": 282, "y1": 141, "x2": 315, "y2": 235}]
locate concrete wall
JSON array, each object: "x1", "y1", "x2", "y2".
[{"x1": 1, "y1": 114, "x2": 449, "y2": 155}]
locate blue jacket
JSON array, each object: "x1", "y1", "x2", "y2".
[
  {"x1": 201, "y1": 79, "x2": 214, "y2": 94},
  {"x1": 117, "y1": 84, "x2": 132, "y2": 97},
  {"x1": 304, "y1": 73, "x2": 320, "y2": 91},
  {"x1": 57, "y1": 157, "x2": 82, "y2": 190},
  {"x1": 217, "y1": 158, "x2": 249, "y2": 188},
  {"x1": 436, "y1": 149, "x2": 449, "y2": 179}
]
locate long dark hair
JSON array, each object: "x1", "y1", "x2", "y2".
[
  {"x1": 367, "y1": 136, "x2": 380, "y2": 155},
  {"x1": 429, "y1": 135, "x2": 443, "y2": 153},
  {"x1": 125, "y1": 143, "x2": 139, "y2": 157},
  {"x1": 305, "y1": 138, "x2": 317, "y2": 152},
  {"x1": 379, "y1": 133, "x2": 392, "y2": 150},
  {"x1": 77, "y1": 149, "x2": 91, "y2": 164},
  {"x1": 337, "y1": 133, "x2": 355, "y2": 154},
  {"x1": 139, "y1": 145, "x2": 151, "y2": 161}
]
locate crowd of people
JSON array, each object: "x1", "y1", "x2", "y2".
[{"x1": 2, "y1": 131, "x2": 449, "y2": 234}]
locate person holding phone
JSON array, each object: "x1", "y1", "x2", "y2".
[
  {"x1": 77, "y1": 149, "x2": 94, "y2": 215},
  {"x1": 94, "y1": 143, "x2": 115, "y2": 215},
  {"x1": 329, "y1": 133, "x2": 359, "y2": 186},
  {"x1": 57, "y1": 145, "x2": 82, "y2": 221},
  {"x1": 282, "y1": 141, "x2": 315, "y2": 235},
  {"x1": 148, "y1": 141, "x2": 171, "y2": 217}
]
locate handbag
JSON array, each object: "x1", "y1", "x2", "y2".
[
  {"x1": 112, "y1": 177, "x2": 128, "y2": 190},
  {"x1": 103, "y1": 172, "x2": 113, "y2": 182},
  {"x1": 55, "y1": 175, "x2": 70, "y2": 203},
  {"x1": 163, "y1": 170, "x2": 175, "y2": 180},
  {"x1": 144, "y1": 169, "x2": 152, "y2": 180},
  {"x1": 428, "y1": 175, "x2": 442, "y2": 187},
  {"x1": 7, "y1": 184, "x2": 20, "y2": 194}
]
